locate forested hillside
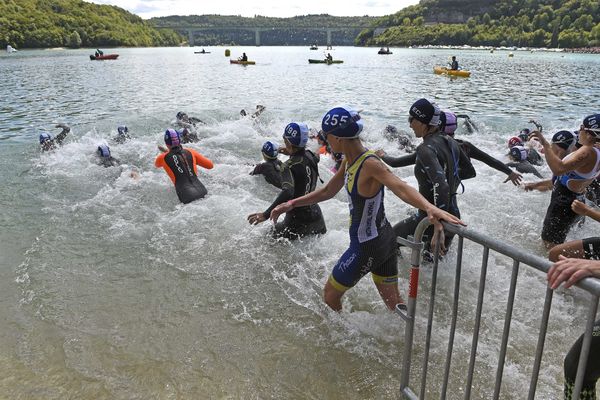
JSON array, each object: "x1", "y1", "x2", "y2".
[
  {"x1": 357, "y1": 0, "x2": 600, "y2": 48},
  {"x1": 149, "y1": 14, "x2": 376, "y2": 46},
  {"x1": 0, "y1": 0, "x2": 182, "y2": 48}
]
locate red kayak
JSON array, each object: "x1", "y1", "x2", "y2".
[{"x1": 90, "y1": 54, "x2": 119, "y2": 60}]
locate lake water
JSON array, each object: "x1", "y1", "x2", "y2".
[{"x1": 1, "y1": 46, "x2": 599, "y2": 399}]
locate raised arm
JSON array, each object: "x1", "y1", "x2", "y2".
[{"x1": 531, "y1": 131, "x2": 593, "y2": 175}]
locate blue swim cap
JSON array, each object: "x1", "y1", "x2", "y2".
[
  {"x1": 321, "y1": 107, "x2": 363, "y2": 138},
  {"x1": 261, "y1": 141, "x2": 279, "y2": 159},
  {"x1": 164, "y1": 128, "x2": 181, "y2": 147},
  {"x1": 97, "y1": 144, "x2": 111, "y2": 158},
  {"x1": 551, "y1": 130, "x2": 575, "y2": 150},
  {"x1": 176, "y1": 111, "x2": 187, "y2": 120},
  {"x1": 39, "y1": 133, "x2": 52, "y2": 143},
  {"x1": 283, "y1": 122, "x2": 309, "y2": 147},
  {"x1": 117, "y1": 126, "x2": 128, "y2": 135}
]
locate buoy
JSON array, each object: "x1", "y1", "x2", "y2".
[
  {"x1": 225, "y1": 49, "x2": 230, "y2": 57},
  {"x1": 508, "y1": 52, "x2": 514, "y2": 57}
]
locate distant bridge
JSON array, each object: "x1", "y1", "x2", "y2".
[{"x1": 153, "y1": 25, "x2": 368, "y2": 46}]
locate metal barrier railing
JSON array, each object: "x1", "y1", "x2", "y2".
[{"x1": 396, "y1": 219, "x2": 600, "y2": 400}]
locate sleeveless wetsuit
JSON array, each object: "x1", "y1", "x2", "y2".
[
  {"x1": 542, "y1": 148, "x2": 600, "y2": 244},
  {"x1": 563, "y1": 319, "x2": 600, "y2": 400},
  {"x1": 393, "y1": 133, "x2": 463, "y2": 250},
  {"x1": 250, "y1": 159, "x2": 283, "y2": 189},
  {"x1": 329, "y1": 151, "x2": 398, "y2": 291},
  {"x1": 263, "y1": 149, "x2": 326, "y2": 240},
  {"x1": 154, "y1": 146, "x2": 214, "y2": 204}
]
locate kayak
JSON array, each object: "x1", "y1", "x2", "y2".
[
  {"x1": 310, "y1": 46, "x2": 318, "y2": 50},
  {"x1": 230, "y1": 59, "x2": 255, "y2": 65},
  {"x1": 378, "y1": 51, "x2": 393, "y2": 55},
  {"x1": 90, "y1": 54, "x2": 119, "y2": 60},
  {"x1": 433, "y1": 66, "x2": 470, "y2": 77},
  {"x1": 308, "y1": 59, "x2": 343, "y2": 64},
  {"x1": 194, "y1": 51, "x2": 211, "y2": 54}
]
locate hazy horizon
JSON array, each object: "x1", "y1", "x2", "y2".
[{"x1": 83, "y1": 0, "x2": 419, "y2": 19}]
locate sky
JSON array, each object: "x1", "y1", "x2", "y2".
[{"x1": 85, "y1": 0, "x2": 420, "y2": 19}]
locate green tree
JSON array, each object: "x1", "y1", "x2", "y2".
[{"x1": 67, "y1": 30, "x2": 81, "y2": 48}]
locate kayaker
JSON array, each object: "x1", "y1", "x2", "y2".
[
  {"x1": 450, "y1": 56, "x2": 459, "y2": 70},
  {"x1": 326, "y1": 53, "x2": 333, "y2": 62},
  {"x1": 239, "y1": 53, "x2": 248, "y2": 62},
  {"x1": 155, "y1": 129, "x2": 214, "y2": 204},
  {"x1": 250, "y1": 141, "x2": 283, "y2": 189},
  {"x1": 39, "y1": 123, "x2": 70, "y2": 152},
  {"x1": 96, "y1": 144, "x2": 120, "y2": 167},
  {"x1": 247, "y1": 122, "x2": 327, "y2": 240},
  {"x1": 268, "y1": 106, "x2": 464, "y2": 312}
]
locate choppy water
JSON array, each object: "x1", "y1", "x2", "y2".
[{"x1": 1, "y1": 46, "x2": 599, "y2": 399}]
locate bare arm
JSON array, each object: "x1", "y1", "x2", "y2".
[
  {"x1": 524, "y1": 179, "x2": 553, "y2": 192},
  {"x1": 572, "y1": 200, "x2": 600, "y2": 222},
  {"x1": 531, "y1": 131, "x2": 592, "y2": 175},
  {"x1": 269, "y1": 161, "x2": 346, "y2": 222}
]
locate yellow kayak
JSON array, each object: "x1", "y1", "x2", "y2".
[
  {"x1": 230, "y1": 59, "x2": 256, "y2": 65},
  {"x1": 433, "y1": 66, "x2": 471, "y2": 77}
]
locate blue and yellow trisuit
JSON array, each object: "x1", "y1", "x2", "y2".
[{"x1": 329, "y1": 150, "x2": 399, "y2": 291}]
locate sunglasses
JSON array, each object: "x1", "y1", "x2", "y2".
[{"x1": 580, "y1": 125, "x2": 600, "y2": 137}]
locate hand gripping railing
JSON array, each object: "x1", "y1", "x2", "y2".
[{"x1": 397, "y1": 219, "x2": 600, "y2": 400}]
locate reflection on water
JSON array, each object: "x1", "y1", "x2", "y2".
[{"x1": 0, "y1": 47, "x2": 599, "y2": 399}]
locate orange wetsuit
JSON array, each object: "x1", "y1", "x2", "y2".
[{"x1": 155, "y1": 146, "x2": 214, "y2": 203}]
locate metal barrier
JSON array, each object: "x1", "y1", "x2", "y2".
[{"x1": 396, "y1": 219, "x2": 600, "y2": 400}]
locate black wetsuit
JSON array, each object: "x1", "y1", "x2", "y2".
[
  {"x1": 585, "y1": 178, "x2": 600, "y2": 207},
  {"x1": 542, "y1": 180, "x2": 585, "y2": 244},
  {"x1": 100, "y1": 156, "x2": 120, "y2": 168},
  {"x1": 563, "y1": 320, "x2": 600, "y2": 400},
  {"x1": 528, "y1": 148, "x2": 544, "y2": 166},
  {"x1": 383, "y1": 139, "x2": 513, "y2": 177},
  {"x1": 250, "y1": 159, "x2": 283, "y2": 189},
  {"x1": 113, "y1": 134, "x2": 131, "y2": 144},
  {"x1": 158, "y1": 147, "x2": 210, "y2": 204},
  {"x1": 40, "y1": 126, "x2": 70, "y2": 152},
  {"x1": 262, "y1": 149, "x2": 326, "y2": 239},
  {"x1": 392, "y1": 133, "x2": 468, "y2": 250},
  {"x1": 181, "y1": 129, "x2": 199, "y2": 144},
  {"x1": 505, "y1": 161, "x2": 544, "y2": 178}
]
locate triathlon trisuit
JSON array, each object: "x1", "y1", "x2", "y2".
[
  {"x1": 154, "y1": 146, "x2": 213, "y2": 204},
  {"x1": 542, "y1": 148, "x2": 600, "y2": 244},
  {"x1": 559, "y1": 148, "x2": 600, "y2": 194},
  {"x1": 329, "y1": 150, "x2": 397, "y2": 291}
]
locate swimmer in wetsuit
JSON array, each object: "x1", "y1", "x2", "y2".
[
  {"x1": 96, "y1": 144, "x2": 120, "y2": 167},
  {"x1": 529, "y1": 114, "x2": 600, "y2": 249},
  {"x1": 39, "y1": 123, "x2": 70, "y2": 152},
  {"x1": 113, "y1": 126, "x2": 131, "y2": 144},
  {"x1": 506, "y1": 145, "x2": 544, "y2": 178},
  {"x1": 269, "y1": 106, "x2": 464, "y2": 311},
  {"x1": 378, "y1": 110, "x2": 522, "y2": 186},
  {"x1": 247, "y1": 122, "x2": 326, "y2": 240},
  {"x1": 154, "y1": 129, "x2": 214, "y2": 204},
  {"x1": 387, "y1": 100, "x2": 472, "y2": 253},
  {"x1": 250, "y1": 140, "x2": 283, "y2": 189}
]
